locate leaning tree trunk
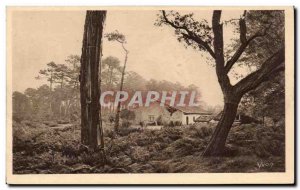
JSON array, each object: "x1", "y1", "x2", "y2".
[
  {"x1": 80, "y1": 11, "x2": 106, "y2": 150},
  {"x1": 202, "y1": 93, "x2": 241, "y2": 156}
]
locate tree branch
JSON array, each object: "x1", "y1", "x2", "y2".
[
  {"x1": 234, "y1": 47, "x2": 285, "y2": 95},
  {"x1": 212, "y1": 10, "x2": 225, "y2": 69},
  {"x1": 239, "y1": 11, "x2": 247, "y2": 44},
  {"x1": 212, "y1": 10, "x2": 232, "y2": 92},
  {"x1": 161, "y1": 10, "x2": 215, "y2": 59},
  {"x1": 181, "y1": 33, "x2": 216, "y2": 59},
  {"x1": 224, "y1": 13, "x2": 270, "y2": 73}
]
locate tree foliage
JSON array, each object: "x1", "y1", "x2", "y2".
[
  {"x1": 239, "y1": 72, "x2": 285, "y2": 122},
  {"x1": 155, "y1": 11, "x2": 213, "y2": 53},
  {"x1": 13, "y1": 55, "x2": 81, "y2": 122},
  {"x1": 101, "y1": 56, "x2": 121, "y2": 90}
]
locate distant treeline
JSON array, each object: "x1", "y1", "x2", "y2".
[{"x1": 12, "y1": 55, "x2": 207, "y2": 122}]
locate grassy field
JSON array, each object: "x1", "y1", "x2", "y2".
[{"x1": 12, "y1": 120, "x2": 285, "y2": 173}]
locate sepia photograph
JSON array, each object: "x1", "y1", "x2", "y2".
[{"x1": 6, "y1": 6, "x2": 294, "y2": 184}]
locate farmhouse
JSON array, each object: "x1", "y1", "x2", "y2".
[
  {"x1": 130, "y1": 101, "x2": 212, "y2": 126},
  {"x1": 172, "y1": 106, "x2": 213, "y2": 125}
]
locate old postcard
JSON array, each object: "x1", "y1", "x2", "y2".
[{"x1": 6, "y1": 6, "x2": 294, "y2": 184}]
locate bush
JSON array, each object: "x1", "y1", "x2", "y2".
[
  {"x1": 139, "y1": 121, "x2": 145, "y2": 127},
  {"x1": 172, "y1": 138, "x2": 196, "y2": 156},
  {"x1": 121, "y1": 121, "x2": 131, "y2": 128},
  {"x1": 156, "y1": 115, "x2": 163, "y2": 125},
  {"x1": 131, "y1": 146, "x2": 150, "y2": 162},
  {"x1": 120, "y1": 109, "x2": 135, "y2": 120},
  {"x1": 104, "y1": 129, "x2": 116, "y2": 139},
  {"x1": 80, "y1": 151, "x2": 105, "y2": 166},
  {"x1": 169, "y1": 121, "x2": 175, "y2": 127},
  {"x1": 161, "y1": 127, "x2": 183, "y2": 141},
  {"x1": 13, "y1": 115, "x2": 23, "y2": 123},
  {"x1": 255, "y1": 127, "x2": 285, "y2": 158},
  {"x1": 190, "y1": 125, "x2": 214, "y2": 139},
  {"x1": 227, "y1": 124, "x2": 285, "y2": 158},
  {"x1": 43, "y1": 121, "x2": 58, "y2": 127},
  {"x1": 152, "y1": 161, "x2": 171, "y2": 173},
  {"x1": 57, "y1": 120, "x2": 69, "y2": 124},
  {"x1": 118, "y1": 127, "x2": 140, "y2": 136},
  {"x1": 221, "y1": 156, "x2": 256, "y2": 172},
  {"x1": 174, "y1": 121, "x2": 182, "y2": 126}
]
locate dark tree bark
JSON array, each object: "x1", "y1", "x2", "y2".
[
  {"x1": 159, "y1": 10, "x2": 285, "y2": 156},
  {"x1": 80, "y1": 11, "x2": 106, "y2": 149},
  {"x1": 202, "y1": 98, "x2": 240, "y2": 156}
]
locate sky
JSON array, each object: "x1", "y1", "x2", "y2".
[{"x1": 10, "y1": 9, "x2": 244, "y2": 106}]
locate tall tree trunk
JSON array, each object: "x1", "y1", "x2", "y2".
[
  {"x1": 60, "y1": 75, "x2": 64, "y2": 89},
  {"x1": 114, "y1": 48, "x2": 128, "y2": 132},
  {"x1": 80, "y1": 11, "x2": 106, "y2": 149},
  {"x1": 49, "y1": 72, "x2": 53, "y2": 91},
  {"x1": 108, "y1": 66, "x2": 113, "y2": 113},
  {"x1": 49, "y1": 72, "x2": 53, "y2": 114}
]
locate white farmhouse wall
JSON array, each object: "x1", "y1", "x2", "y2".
[{"x1": 182, "y1": 114, "x2": 201, "y2": 125}]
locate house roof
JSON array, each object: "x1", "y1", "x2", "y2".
[
  {"x1": 128, "y1": 100, "x2": 213, "y2": 115},
  {"x1": 174, "y1": 106, "x2": 212, "y2": 115},
  {"x1": 195, "y1": 115, "x2": 214, "y2": 122},
  {"x1": 156, "y1": 100, "x2": 212, "y2": 115}
]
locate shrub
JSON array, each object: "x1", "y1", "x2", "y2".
[
  {"x1": 57, "y1": 120, "x2": 69, "y2": 124},
  {"x1": 13, "y1": 115, "x2": 23, "y2": 123},
  {"x1": 156, "y1": 115, "x2": 163, "y2": 125},
  {"x1": 120, "y1": 109, "x2": 135, "y2": 120},
  {"x1": 104, "y1": 129, "x2": 116, "y2": 139},
  {"x1": 161, "y1": 127, "x2": 183, "y2": 141},
  {"x1": 172, "y1": 138, "x2": 195, "y2": 156},
  {"x1": 174, "y1": 121, "x2": 182, "y2": 126},
  {"x1": 221, "y1": 156, "x2": 256, "y2": 172},
  {"x1": 254, "y1": 126, "x2": 285, "y2": 158},
  {"x1": 153, "y1": 161, "x2": 171, "y2": 173},
  {"x1": 80, "y1": 151, "x2": 105, "y2": 166},
  {"x1": 190, "y1": 126, "x2": 214, "y2": 139},
  {"x1": 43, "y1": 121, "x2": 58, "y2": 127},
  {"x1": 131, "y1": 146, "x2": 150, "y2": 163},
  {"x1": 169, "y1": 121, "x2": 175, "y2": 127},
  {"x1": 139, "y1": 121, "x2": 145, "y2": 127},
  {"x1": 118, "y1": 127, "x2": 140, "y2": 136},
  {"x1": 121, "y1": 121, "x2": 131, "y2": 128}
]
